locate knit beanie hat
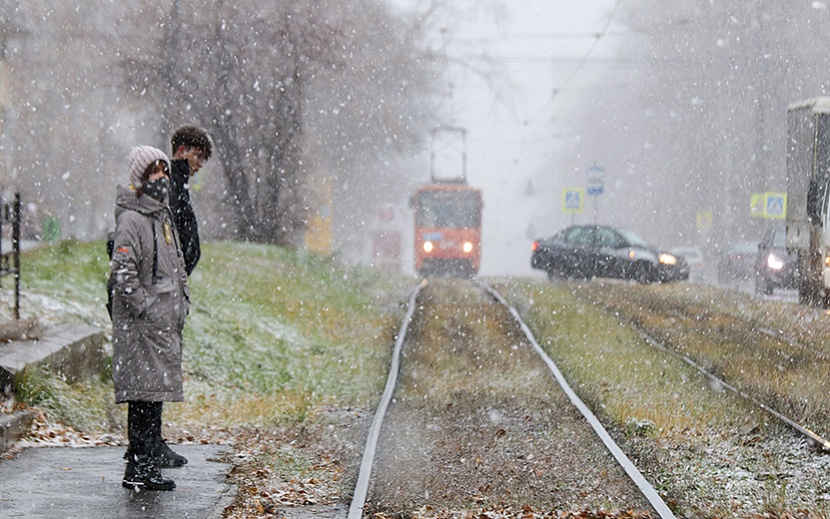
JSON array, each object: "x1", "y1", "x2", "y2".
[{"x1": 129, "y1": 145, "x2": 170, "y2": 188}]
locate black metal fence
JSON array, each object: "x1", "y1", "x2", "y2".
[{"x1": 0, "y1": 193, "x2": 21, "y2": 319}]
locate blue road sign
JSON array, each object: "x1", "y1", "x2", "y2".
[
  {"x1": 764, "y1": 192, "x2": 786, "y2": 219},
  {"x1": 586, "y1": 165, "x2": 604, "y2": 196}
]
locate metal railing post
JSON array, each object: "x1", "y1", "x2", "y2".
[{"x1": 12, "y1": 192, "x2": 20, "y2": 320}]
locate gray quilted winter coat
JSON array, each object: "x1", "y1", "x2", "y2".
[{"x1": 110, "y1": 185, "x2": 190, "y2": 402}]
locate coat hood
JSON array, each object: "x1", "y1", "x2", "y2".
[{"x1": 115, "y1": 184, "x2": 167, "y2": 220}]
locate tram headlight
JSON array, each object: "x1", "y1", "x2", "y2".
[
  {"x1": 463, "y1": 241, "x2": 474, "y2": 253},
  {"x1": 423, "y1": 241, "x2": 434, "y2": 253}
]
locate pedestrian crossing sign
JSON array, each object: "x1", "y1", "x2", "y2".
[
  {"x1": 562, "y1": 188, "x2": 584, "y2": 214},
  {"x1": 696, "y1": 210, "x2": 713, "y2": 232},
  {"x1": 763, "y1": 192, "x2": 786, "y2": 220}
]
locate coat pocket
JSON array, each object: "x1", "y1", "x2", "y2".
[{"x1": 142, "y1": 278, "x2": 178, "y2": 324}]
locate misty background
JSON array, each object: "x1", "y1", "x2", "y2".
[{"x1": 1, "y1": 0, "x2": 829, "y2": 276}]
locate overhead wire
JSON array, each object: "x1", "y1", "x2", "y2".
[
  {"x1": 510, "y1": 0, "x2": 624, "y2": 168},
  {"x1": 548, "y1": 0, "x2": 623, "y2": 111},
  {"x1": 438, "y1": 2, "x2": 626, "y2": 171}
]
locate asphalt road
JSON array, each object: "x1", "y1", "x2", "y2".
[{"x1": 0, "y1": 444, "x2": 233, "y2": 518}]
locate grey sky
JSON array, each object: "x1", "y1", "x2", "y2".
[{"x1": 430, "y1": 0, "x2": 621, "y2": 275}]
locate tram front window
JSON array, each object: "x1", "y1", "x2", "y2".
[{"x1": 416, "y1": 191, "x2": 480, "y2": 228}]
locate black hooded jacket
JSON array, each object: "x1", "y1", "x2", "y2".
[{"x1": 169, "y1": 158, "x2": 200, "y2": 275}]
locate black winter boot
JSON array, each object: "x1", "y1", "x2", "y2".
[
  {"x1": 124, "y1": 440, "x2": 188, "y2": 467},
  {"x1": 123, "y1": 454, "x2": 176, "y2": 491},
  {"x1": 151, "y1": 439, "x2": 188, "y2": 468}
]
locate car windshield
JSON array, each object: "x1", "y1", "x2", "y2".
[
  {"x1": 617, "y1": 228, "x2": 650, "y2": 248},
  {"x1": 771, "y1": 229, "x2": 786, "y2": 248},
  {"x1": 560, "y1": 226, "x2": 594, "y2": 245},
  {"x1": 731, "y1": 242, "x2": 758, "y2": 255},
  {"x1": 415, "y1": 190, "x2": 481, "y2": 228}
]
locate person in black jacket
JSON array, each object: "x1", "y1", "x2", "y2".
[{"x1": 169, "y1": 125, "x2": 212, "y2": 275}]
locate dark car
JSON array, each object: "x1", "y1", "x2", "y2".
[
  {"x1": 530, "y1": 224, "x2": 689, "y2": 284},
  {"x1": 754, "y1": 226, "x2": 798, "y2": 295},
  {"x1": 670, "y1": 245, "x2": 706, "y2": 283},
  {"x1": 717, "y1": 241, "x2": 758, "y2": 284}
]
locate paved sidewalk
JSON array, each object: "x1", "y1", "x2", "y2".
[{"x1": 0, "y1": 444, "x2": 233, "y2": 518}]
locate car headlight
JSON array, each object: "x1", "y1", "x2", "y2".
[
  {"x1": 767, "y1": 253, "x2": 785, "y2": 270},
  {"x1": 659, "y1": 253, "x2": 677, "y2": 266},
  {"x1": 423, "y1": 241, "x2": 434, "y2": 253}
]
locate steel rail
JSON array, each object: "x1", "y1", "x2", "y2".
[
  {"x1": 347, "y1": 281, "x2": 425, "y2": 519},
  {"x1": 480, "y1": 282, "x2": 677, "y2": 519},
  {"x1": 755, "y1": 325, "x2": 830, "y2": 361},
  {"x1": 585, "y1": 293, "x2": 830, "y2": 452},
  {"x1": 634, "y1": 327, "x2": 830, "y2": 452}
]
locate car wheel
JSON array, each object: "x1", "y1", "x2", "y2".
[
  {"x1": 634, "y1": 262, "x2": 657, "y2": 284},
  {"x1": 754, "y1": 272, "x2": 771, "y2": 296}
]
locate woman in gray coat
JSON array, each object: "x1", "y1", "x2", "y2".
[{"x1": 110, "y1": 145, "x2": 190, "y2": 491}]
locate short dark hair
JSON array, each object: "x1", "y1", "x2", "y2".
[{"x1": 171, "y1": 125, "x2": 213, "y2": 160}]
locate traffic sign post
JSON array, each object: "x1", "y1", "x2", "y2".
[
  {"x1": 586, "y1": 165, "x2": 604, "y2": 196},
  {"x1": 586, "y1": 164, "x2": 604, "y2": 223}
]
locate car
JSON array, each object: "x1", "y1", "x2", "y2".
[
  {"x1": 530, "y1": 224, "x2": 689, "y2": 284},
  {"x1": 717, "y1": 241, "x2": 758, "y2": 284},
  {"x1": 754, "y1": 226, "x2": 798, "y2": 295},
  {"x1": 670, "y1": 245, "x2": 706, "y2": 282}
]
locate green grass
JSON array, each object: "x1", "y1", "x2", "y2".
[
  {"x1": 494, "y1": 279, "x2": 770, "y2": 441},
  {"x1": 572, "y1": 281, "x2": 830, "y2": 439},
  {"x1": 13, "y1": 240, "x2": 414, "y2": 431},
  {"x1": 495, "y1": 279, "x2": 830, "y2": 516},
  {"x1": 15, "y1": 365, "x2": 115, "y2": 433}
]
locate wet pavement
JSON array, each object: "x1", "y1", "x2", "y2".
[{"x1": 0, "y1": 444, "x2": 233, "y2": 518}]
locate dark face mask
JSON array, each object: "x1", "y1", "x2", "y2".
[{"x1": 143, "y1": 177, "x2": 169, "y2": 202}]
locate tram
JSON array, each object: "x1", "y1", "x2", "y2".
[
  {"x1": 412, "y1": 126, "x2": 482, "y2": 278},
  {"x1": 412, "y1": 182, "x2": 482, "y2": 277}
]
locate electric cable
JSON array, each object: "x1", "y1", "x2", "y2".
[{"x1": 509, "y1": 0, "x2": 624, "y2": 169}]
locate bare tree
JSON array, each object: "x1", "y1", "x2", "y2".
[
  {"x1": 556, "y1": 0, "x2": 830, "y2": 251},
  {"x1": 122, "y1": 0, "x2": 442, "y2": 247},
  {"x1": 0, "y1": 0, "x2": 447, "y2": 251},
  {"x1": 3, "y1": 1, "x2": 137, "y2": 239}
]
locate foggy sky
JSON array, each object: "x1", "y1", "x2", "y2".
[{"x1": 403, "y1": 0, "x2": 621, "y2": 276}]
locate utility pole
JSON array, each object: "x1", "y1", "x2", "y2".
[{"x1": 586, "y1": 163, "x2": 604, "y2": 224}]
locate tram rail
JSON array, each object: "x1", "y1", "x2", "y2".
[
  {"x1": 348, "y1": 279, "x2": 675, "y2": 519},
  {"x1": 582, "y1": 285, "x2": 830, "y2": 453}
]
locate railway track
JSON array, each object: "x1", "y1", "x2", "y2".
[
  {"x1": 575, "y1": 281, "x2": 830, "y2": 451},
  {"x1": 347, "y1": 279, "x2": 674, "y2": 519}
]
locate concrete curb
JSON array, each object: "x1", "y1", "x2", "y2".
[
  {"x1": 0, "y1": 323, "x2": 107, "y2": 390},
  {"x1": 0, "y1": 409, "x2": 35, "y2": 453},
  {"x1": 0, "y1": 323, "x2": 107, "y2": 452}
]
